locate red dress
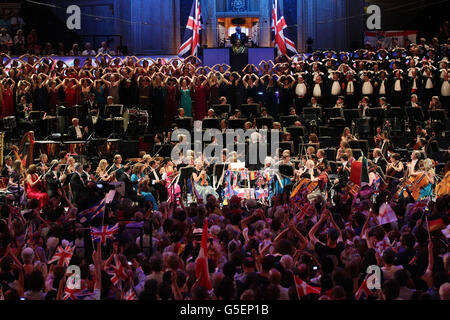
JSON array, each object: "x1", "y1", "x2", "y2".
[
  {"x1": 194, "y1": 84, "x2": 207, "y2": 120},
  {"x1": 26, "y1": 174, "x2": 49, "y2": 208},
  {"x1": 65, "y1": 86, "x2": 79, "y2": 107},
  {"x1": 165, "y1": 85, "x2": 178, "y2": 127},
  {"x1": 1, "y1": 88, "x2": 14, "y2": 118}
]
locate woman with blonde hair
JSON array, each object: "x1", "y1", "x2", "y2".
[
  {"x1": 418, "y1": 158, "x2": 435, "y2": 199},
  {"x1": 95, "y1": 159, "x2": 111, "y2": 182}
]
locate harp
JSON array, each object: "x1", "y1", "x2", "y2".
[{"x1": 11, "y1": 131, "x2": 35, "y2": 168}]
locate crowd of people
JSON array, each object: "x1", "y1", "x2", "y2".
[{"x1": 0, "y1": 33, "x2": 449, "y2": 300}]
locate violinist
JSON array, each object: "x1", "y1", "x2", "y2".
[
  {"x1": 38, "y1": 153, "x2": 49, "y2": 173},
  {"x1": 130, "y1": 163, "x2": 158, "y2": 209},
  {"x1": 142, "y1": 154, "x2": 152, "y2": 174},
  {"x1": 148, "y1": 159, "x2": 168, "y2": 202},
  {"x1": 96, "y1": 159, "x2": 112, "y2": 182},
  {"x1": 118, "y1": 165, "x2": 145, "y2": 207},
  {"x1": 192, "y1": 158, "x2": 219, "y2": 200},
  {"x1": 70, "y1": 163, "x2": 88, "y2": 204},
  {"x1": 81, "y1": 163, "x2": 93, "y2": 183},
  {"x1": 386, "y1": 153, "x2": 404, "y2": 193},
  {"x1": 7, "y1": 160, "x2": 25, "y2": 204},
  {"x1": 407, "y1": 151, "x2": 422, "y2": 177},
  {"x1": 112, "y1": 154, "x2": 124, "y2": 180},
  {"x1": 45, "y1": 160, "x2": 66, "y2": 198},
  {"x1": 373, "y1": 126, "x2": 384, "y2": 149},
  {"x1": 406, "y1": 126, "x2": 429, "y2": 150},
  {"x1": 299, "y1": 160, "x2": 319, "y2": 181},
  {"x1": 25, "y1": 164, "x2": 49, "y2": 208},
  {"x1": 333, "y1": 154, "x2": 351, "y2": 191},
  {"x1": 66, "y1": 156, "x2": 76, "y2": 174},
  {"x1": 372, "y1": 148, "x2": 387, "y2": 174},
  {"x1": 316, "y1": 149, "x2": 329, "y2": 170}
]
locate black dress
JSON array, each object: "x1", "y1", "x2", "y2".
[{"x1": 151, "y1": 85, "x2": 165, "y2": 130}]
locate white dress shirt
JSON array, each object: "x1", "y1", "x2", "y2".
[
  {"x1": 362, "y1": 81, "x2": 373, "y2": 95},
  {"x1": 346, "y1": 81, "x2": 354, "y2": 94},
  {"x1": 295, "y1": 83, "x2": 307, "y2": 97},
  {"x1": 441, "y1": 81, "x2": 450, "y2": 96},
  {"x1": 331, "y1": 81, "x2": 341, "y2": 95},
  {"x1": 313, "y1": 83, "x2": 322, "y2": 97}
]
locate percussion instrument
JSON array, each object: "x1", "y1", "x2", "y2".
[
  {"x1": 3, "y1": 116, "x2": 16, "y2": 131},
  {"x1": 63, "y1": 141, "x2": 87, "y2": 155},
  {"x1": 123, "y1": 109, "x2": 149, "y2": 133},
  {"x1": 97, "y1": 139, "x2": 122, "y2": 158},
  {"x1": 34, "y1": 141, "x2": 60, "y2": 159}
]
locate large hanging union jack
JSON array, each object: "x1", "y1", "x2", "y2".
[
  {"x1": 271, "y1": 0, "x2": 297, "y2": 56},
  {"x1": 178, "y1": 0, "x2": 202, "y2": 58}
]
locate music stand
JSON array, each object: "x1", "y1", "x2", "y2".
[
  {"x1": 303, "y1": 107, "x2": 321, "y2": 119},
  {"x1": 212, "y1": 104, "x2": 231, "y2": 116},
  {"x1": 104, "y1": 105, "x2": 124, "y2": 139},
  {"x1": 405, "y1": 107, "x2": 424, "y2": 122},
  {"x1": 179, "y1": 166, "x2": 194, "y2": 204},
  {"x1": 202, "y1": 118, "x2": 221, "y2": 130},
  {"x1": 429, "y1": 109, "x2": 446, "y2": 122},
  {"x1": 286, "y1": 126, "x2": 307, "y2": 138},
  {"x1": 390, "y1": 107, "x2": 404, "y2": 119},
  {"x1": 104, "y1": 105, "x2": 123, "y2": 118},
  {"x1": 324, "y1": 108, "x2": 343, "y2": 119},
  {"x1": 212, "y1": 163, "x2": 225, "y2": 189},
  {"x1": 343, "y1": 109, "x2": 362, "y2": 122},
  {"x1": 152, "y1": 144, "x2": 172, "y2": 158},
  {"x1": 228, "y1": 118, "x2": 246, "y2": 129},
  {"x1": 255, "y1": 117, "x2": 274, "y2": 129},
  {"x1": 29, "y1": 111, "x2": 45, "y2": 121},
  {"x1": 174, "y1": 117, "x2": 193, "y2": 130},
  {"x1": 367, "y1": 108, "x2": 386, "y2": 120},
  {"x1": 279, "y1": 164, "x2": 294, "y2": 178},
  {"x1": 319, "y1": 126, "x2": 337, "y2": 137},
  {"x1": 277, "y1": 141, "x2": 294, "y2": 154},
  {"x1": 280, "y1": 115, "x2": 299, "y2": 127},
  {"x1": 241, "y1": 104, "x2": 259, "y2": 118}
]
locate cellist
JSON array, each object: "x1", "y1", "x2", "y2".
[{"x1": 386, "y1": 153, "x2": 404, "y2": 194}]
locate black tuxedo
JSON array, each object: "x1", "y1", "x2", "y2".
[
  {"x1": 326, "y1": 79, "x2": 345, "y2": 106},
  {"x1": 389, "y1": 78, "x2": 408, "y2": 106},
  {"x1": 119, "y1": 172, "x2": 145, "y2": 207},
  {"x1": 342, "y1": 80, "x2": 360, "y2": 108},
  {"x1": 70, "y1": 172, "x2": 87, "y2": 203},
  {"x1": 148, "y1": 168, "x2": 168, "y2": 202},
  {"x1": 68, "y1": 125, "x2": 88, "y2": 140},
  {"x1": 45, "y1": 170, "x2": 61, "y2": 198},
  {"x1": 335, "y1": 161, "x2": 351, "y2": 191},
  {"x1": 230, "y1": 32, "x2": 248, "y2": 46},
  {"x1": 373, "y1": 157, "x2": 387, "y2": 174},
  {"x1": 407, "y1": 77, "x2": 423, "y2": 95}
]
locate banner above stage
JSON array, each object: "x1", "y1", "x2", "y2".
[{"x1": 364, "y1": 30, "x2": 418, "y2": 49}]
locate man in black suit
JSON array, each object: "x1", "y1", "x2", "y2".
[
  {"x1": 342, "y1": 72, "x2": 360, "y2": 108},
  {"x1": 68, "y1": 118, "x2": 89, "y2": 140},
  {"x1": 333, "y1": 154, "x2": 351, "y2": 192},
  {"x1": 230, "y1": 26, "x2": 248, "y2": 46},
  {"x1": 118, "y1": 165, "x2": 145, "y2": 207},
  {"x1": 45, "y1": 160, "x2": 65, "y2": 198},
  {"x1": 372, "y1": 148, "x2": 387, "y2": 175},
  {"x1": 70, "y1": 163, "x2": 88, "y2": 204},
  {"x1": 147, "y1": 160, "x2": 168, "y2": 202}
]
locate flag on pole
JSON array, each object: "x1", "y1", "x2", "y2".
[
  {"x1": 271, "y1": 0, "x2": 297, "y2": 56},
  {"x1": 350, "y1": 156, "x2": 370, "y2": 187},
  {"x1": 108, "y1": 255, "x2": 128, "y2": 290},
  {"x1": 78, "y1": 199, "x2": 105, "y2": 223},
  {"x1": 294, "y1": 275, "x2": 321, "y2": 298},
  {"x1": 178, "y1": 0, "x2": 202, "y2": 58},
  {"x1": 90, "y1": 223, "x2": 119, "y2": 244},
  {"x1": 195, "y1": 219, "x2": 212, "y2": 291}
]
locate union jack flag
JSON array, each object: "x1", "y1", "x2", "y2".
[
  {"x1": 48, "y1": 245, "x2": 75, "y2": 267},
  {"x1": 294, "y1": 275, "x2": 321, "y2": 298},
  {"x1": 90, "y1": 223, "x2": 119, "y2": 244},
  {"x1": 178, "y1": 0, "x2": 202, "y2": 58},
  {"x1": 78, "y1": 199, "x2": 105, "y2": 223},
  {"x1": 271, "y1": 0, "x2": 297, "y2": 56},
  {"x1": 407, "y1": 200, "x2": 429, "y2": 216},
  {"x1": 355, "y1": 279, "x2": 375, "y2": 300},
  {"x1": 122, "y1": 288, "x2": 138, "y2": 300},
  {"x1": 63, "y1": 285, "x2": 91, "y2": 300},
  {"x1": 108, "y1": 255, "x2": 128, "y2": 289}
]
